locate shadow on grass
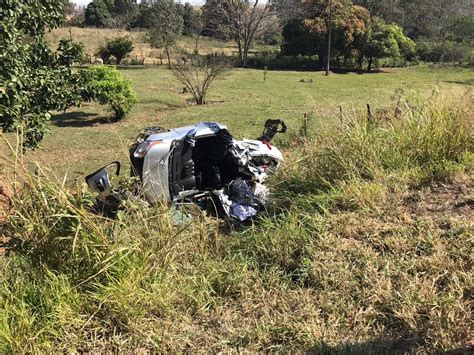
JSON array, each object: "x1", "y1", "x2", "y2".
[
  {"x1": 444, "y1": 79, "x2": 474, "y2": 86},
  {"x1": 51, "y1": 111, "x2": 110, "y2": 128},
  {"x1": 116, "y1": 65, "x2": 149, "y2": 70},
  {"x1": 308, "y1": 338, "x2": 423, "y2": 355},
  {"x1": 139, "y1": 98, "x2": 184, "y2": 109}
]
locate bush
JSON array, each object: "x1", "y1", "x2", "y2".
[
  {"x1": 417, "y1": 40, "x2": 473, "y2": 64},
  {"x1": 245, "y1": 52, "x2": 321, "y2": 70},
  {"x1": 80, "y1": 66, "x2": 137, "y2": 120},
  {"x1": 96, "y1": 36, "x2": 134, "y2": 65},
  {"x1": 57, "y1": 38, "x2": 86, "y2": 66}
]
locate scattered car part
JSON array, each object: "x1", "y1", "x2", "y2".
[{"x1": 85, "y1": 161, "x2": 121, "y2": 195}]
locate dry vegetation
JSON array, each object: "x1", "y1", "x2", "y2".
[
  {"x1": 1, "y1": 94, "x2": 472, "y2": 352},
  {"x1": 45, "y1": 27, "x2": 275, "y2": 64}
]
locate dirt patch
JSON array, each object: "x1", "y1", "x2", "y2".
[
  {"x1": 0, "y1": 183, "x2": 13, "y2": 255},
  {"x1": 447, "y1": 337, "x2": 474, "y2": 355},
  {"x1": 331, "y1": 172, "x2": 474, "y2": 247},
  {"x1": 402, "y1": 173, "x2": 474, "y2": 225}
]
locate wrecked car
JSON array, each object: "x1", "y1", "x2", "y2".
[{"x1": 85, "y1": 120, "x2": 286, "y2": 221}]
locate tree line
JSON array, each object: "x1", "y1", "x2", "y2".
[{"x1": 61, "y1": 0, "x2": 473, "y2": 69}]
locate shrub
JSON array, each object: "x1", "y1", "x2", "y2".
[
  {"x1": 57, "y1": 38, "x2": 86, "y2": 66},
  {"x1": 96, "y1": 36, "x2": 134, "y2": 65},
  {"x1": 0, "y1": 1, "x2": 86, "y2": 150},
  {"x1": 172, "y1": 54, "x2": 228, "y2": 105},
  {"x1": 80, "y1": 66, "x2": 137, "y2": 120},
  {"x1": 417, "y1": 40, "x2": 473, "y2": 64}
]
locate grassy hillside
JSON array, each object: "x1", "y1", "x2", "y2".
[
  {"x1": 1, "y1": 95, "x2": 473, "y2": 352},
  {"x1": 4, "y1": 65, "x2": 472, "y2": 178},
  {"x1": 45, "y1": 27, "x2": 276, "y2": 64},
  {"x1": 0, "y1": 63, "x2": 473, "y2": 352}
]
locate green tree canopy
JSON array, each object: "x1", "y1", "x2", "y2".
[
  {"x1": 109, "y1": 0, "x2": 139, "y2": 28},
  {"x1": 361, "y1": 18, "x2": 415, "y2": 71},
  {"x1": 282, "y1": 0, "x2": 371, "y2": 65},
  {"x1": 201, "y1": 0, "x2": 230, "y2": 40},
  {"x1": 0, "y1": 0, "x2": 77, "y2": 149},
  {"x1": 353, "y1": 0, "x2": 473, "y2": 39},
  {"x1": 443, "y1": 15, "x2": 474, "y2": 42},
  {"x1": 130, "y1": 4, "x2": 155, "y2": 29},
  {"x1": 182, "y1": 3, "x2": 203, "y2": 37},
  {"x1": 85, "y1": 0, "x2": 113, "y2": 27}
]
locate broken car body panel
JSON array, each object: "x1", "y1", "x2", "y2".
[{"x1": 86, "y1": 120, "x2": 286, "y2": 220}]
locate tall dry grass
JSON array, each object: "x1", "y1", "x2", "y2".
[
  {"x1": 0, "y1": 95, "x2": 473, "y2": 352},
  {"x1": 45, "y1": 27, "x2": 242, "y2": 64},
  {"x1": 279, "y1": 93, "x2": 473, "y2": 196}
]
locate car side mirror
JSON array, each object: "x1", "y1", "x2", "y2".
[
  {"x1": 258, "y1": 119, "x2": 287, "y2": 142},
  {"x1": 85, "y1": 161, "x2": 121, "y2": 194}
]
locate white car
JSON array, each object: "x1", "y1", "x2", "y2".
[{"x1": 86, "y1": 120, "x2": 286, "y2": 220}]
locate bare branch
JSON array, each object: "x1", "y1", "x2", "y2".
[
  {"x1": 213, "y1": 0, "x2": 272, "y2": 66},
  {"x1": 172, "y1": 54, "x2": 228, "y2": 105}
]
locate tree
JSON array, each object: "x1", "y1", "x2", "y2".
[
  {"x1": 211, "y1": 0, "x2": 273, "y2": 67},
  {"x1": 96, "y1": 36, "x2": 134, "y2": 64},
  {"x1": 326, "y1": 0, "x2": 333, "y2": 76},
  {"x1": 172, "y1": 54, "x2": 228, "y2": 105},
  {"x1": 85, "y1": 0, "x2": 112, "y2": 27},
  {"x1": 281, "y1": 18, "x2": 320, "y2": 57},
  {"x1": 0, "y1": 0, "x2": 76, "y2": 149},
  {"x1": 260, "y1": 15, "x2": 283, "y2": 45},
  {"x1": 0, "y1": 1, "x2": 137, "y2": 149},
  {"x1": 182, "y1": 3, "x2": 203, "y2": 37},
  {"x1": 130, "y1": 4, "x2": 155, "y2": 29},
  {"x1": 272, "y1": 0, "x2": 310, "y2": 25},
  {"x1": 201, "y1": 0, "x2": 231, "y2": 40},
  {"x1": 283, "y1": 1, "x2": 370, "y2": 67},
  {"x1": 353, "y1": 0, "x2": 473, "y2": 40},
  {"x1": 443, "y1": 15, "x2": 474, "y2": 42},
  {"x1": 60, "y1": 0, "x2": 76, "y2": 17},
  {"x1": 147, "y1": 0, "x2": 184, "y2": 69},
  {"x1": 109, "y1": 0, "x2": 139, "y2": 28},
  {"x1": 57, "y1": 38, "x2": 85, "y2": 66},
  {"x1": 361, "y1": 18, "x2": 415, "y2": 71}
]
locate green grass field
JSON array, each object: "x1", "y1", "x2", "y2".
[
  {"x1": 1, "y1": 64, "x2": 473, "y2": 353},
  {"x1": 18, "y1": 65, "x2": 474, "y2": 178}
]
